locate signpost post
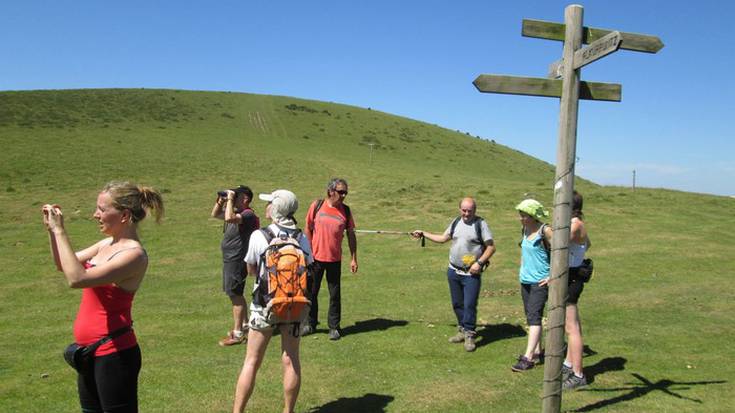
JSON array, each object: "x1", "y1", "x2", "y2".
[{"x1": 473, "y1": 5, "x2": 663, "y2": 412}]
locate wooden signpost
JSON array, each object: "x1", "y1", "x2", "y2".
[{"x1": 473, "y1": 5, "x2": 662, "y2": 412}]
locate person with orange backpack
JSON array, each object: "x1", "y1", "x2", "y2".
[{"x1": 232, "y1": 189, "x2": 312, "y2": 413}]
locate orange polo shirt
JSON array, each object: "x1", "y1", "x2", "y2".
[{"x1": 306, "y1": 200, "x2": 355, "y2": 263}]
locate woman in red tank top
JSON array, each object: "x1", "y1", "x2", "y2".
[{"x1": 43, "y1": 181, "x2": 164, "y2": 413}]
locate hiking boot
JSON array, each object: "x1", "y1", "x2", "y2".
[
  {"x1": 328, "y1": 328, "x2": 341, "y2": 341},
  {"x1": 218, "y1": 331, "x2": 246, "y2": 347},
  {"x1": 448, "y1": 328, "x2": 465, "y2": 344},
  {"x1": 563, "y1": 374, "x2": 588, "y2": 390},
  {"x1": 463, "y1": 331, "x2": 477, "y2": 352},
  {"x1": 561, "y1": 364, "x2": 573, "y2": 382},
  {"x1": 511, "y1": 355, "x2": 535, "y2": 372},
  {"x1": 301, "y1": 324, "x2": 315, "y2": 336}
]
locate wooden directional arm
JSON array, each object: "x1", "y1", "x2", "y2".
[
  {"x1": 522, "y1": 19, "x2": 664, "y2": 53},
  {"x1": 473, "y1": 74, "x2": 621, "y2": 102}
]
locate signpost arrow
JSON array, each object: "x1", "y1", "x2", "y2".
[
  {"x1": 473, "y1": 74, "x2": 621, "y2": 102},
  {"x1": 573, "y1": 30, "x2": 622, "y2": 69},
  {"x1": 522, "y1": 18, "x2": 664, "y2": 53}
]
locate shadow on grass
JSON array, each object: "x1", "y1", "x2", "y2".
[
  {"x1": 583, "y1": 345, "x2": 598, "y2": 357},
  {"x1": 475, "y1": 323, "x2": 526, "y2": 349},
  {"x1": 340, "y1": 318, "x2": 409, "y2": 336},
  {"x1": 585, "y1": 356, "x2": 627, "y2": 383},
  {"x1": 571, "y1": 373, "x2": 727, "y2": 412},
  {"x1": 307, "y1": 393, "x2": 394, "y2": 413}
]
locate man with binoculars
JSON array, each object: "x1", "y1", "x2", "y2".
[{"x1": 211, "y1": 185, "x2": 259, "y2": 346}]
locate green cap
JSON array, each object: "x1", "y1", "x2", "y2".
[{"x1": 515, "y1": 199, "x2": 549, "y2": 221}]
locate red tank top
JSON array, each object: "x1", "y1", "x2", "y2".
[{"x1": 73, "y1": 261, "x2": 137, "y2": 356}]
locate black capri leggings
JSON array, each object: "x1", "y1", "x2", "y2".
[{"x1": 77, "y1": 345, "x2": 141, "y2": 413}]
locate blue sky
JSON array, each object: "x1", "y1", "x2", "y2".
[{"x1": 2, "y1": 1, "x2": 733, "y2": 196}]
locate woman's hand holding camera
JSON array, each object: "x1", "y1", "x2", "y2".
[{"x1": 42, "y1": 204, "x2": 65, "y2": 233}]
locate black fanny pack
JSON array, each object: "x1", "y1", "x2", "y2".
[
  {"x1": 570, "y1": 258, "x2": 594, "y2": 283},
  {"x1": 63, "y1": 325, "x2": 131, "y2": 372}
]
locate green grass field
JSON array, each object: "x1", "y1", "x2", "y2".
[{"x1": 1, "y1": 89, "x2": 733, "y2": 412}]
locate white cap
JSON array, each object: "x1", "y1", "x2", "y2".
[{"x1": 259, "y1": 189, "x2": 298, "y2": 227}]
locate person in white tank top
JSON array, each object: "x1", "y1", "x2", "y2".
[{"x1": 563, "y1": 191, "x2": 592, "y2": 390}]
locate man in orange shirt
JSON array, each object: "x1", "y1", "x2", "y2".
[{"x1": 302, "y1": 178, "x2": 358, "y2": 340}]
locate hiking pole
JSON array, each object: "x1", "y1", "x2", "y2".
[{"x1": 354, "y1": 229, "x2": 425, "y2": 247}]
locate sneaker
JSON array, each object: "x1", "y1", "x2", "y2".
[
  {"x1": 511, "y1": 355, "x2": 535, "y2": 372},
  {"x1": 532, "y1": 350, "x2": 545, "y2": 364},
  {"x1": 563, "y1": 374, "x2": 588, "y2": 390},
  {"x1": 328, "y1": 328, "x2": 341, "y2": 341},
  {"x1": 301, "y1": 324, "x2": 315, "y2": 336},
  {"x1": 561, "y1": 364, "x2": 573, "y2": 382},
  {"x1": 448, "y1": 328, "x2": 465, "y2": 344},
  {"x1": 464, "y1": 332, "x2": 477, "y2": 352},
  {"x1": 218, "y1": 331, "x2": 246, "y2": 347}
]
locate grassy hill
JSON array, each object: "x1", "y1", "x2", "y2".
[{"x1": 0, "y1": 89, "x2": 733, "y2": 412}]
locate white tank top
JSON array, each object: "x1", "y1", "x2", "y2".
[{"x1": 569, "y1": 242, "x2": 586, "y2": 268}]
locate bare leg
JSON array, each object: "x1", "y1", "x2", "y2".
[
  {"x1": 233, "y1": 328, "x2": 273, "y2": 413},
  {"x1": 565, "y1": 304, "x2": 584, "y2": 375},
  {"x1": 524, "y1": 325, "x2": 542, "y2": 360},
  {"x1": 280, "y1": 324, "x2": 301, "y2": 413},
  {"x1": 230, "y1": 295, "x2": 247, "y2": 332}
]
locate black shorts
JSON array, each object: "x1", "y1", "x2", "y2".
[
  {"x1": 567, "y1": 267, "x2": 585, "y2": 304},
  {"x1": 223, "y1": 260, "x2": 246, "y2": 297},
  {"x1": 78, "y1": 345, "x2": 141, "y2": 413},
  {"x1": 521, "y1": 283, "x2": 548, "y2": 326}
]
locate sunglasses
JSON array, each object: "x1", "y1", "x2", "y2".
[{"x1": 335, "y1": 190, "x2": 348, "y2": 196}]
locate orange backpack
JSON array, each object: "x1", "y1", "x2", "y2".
[{"x1": 257, "y1": 227, "x2": 311, "y2": 323}]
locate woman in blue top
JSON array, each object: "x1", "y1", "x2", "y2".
[{"x1": 512, "y1": 199, "x2": 552, "y2": 372}]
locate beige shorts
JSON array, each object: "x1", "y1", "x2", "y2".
[{"x1": 248, "y1": 305, "x2": 309, "y2": 335}]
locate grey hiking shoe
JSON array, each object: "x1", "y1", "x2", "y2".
[
  {"x1": 561, "y1": 364, "x2": 573, "y2": 382},
  {"x1": 563, "y1": 374, "x2": 588, "y2": 390},
  {"x1": 464, "y1": 331, "x2": 477, "y2": 352},
  {"x1": 511, "y1": 355, "x2": 535, "y2": 372},
  {"x1": 328, "y1": 328, "x2": 341, "y2": 341},
  {"x1": 300, "y1": 324, "x2": 315, "y2": 336},
  {"x1": 448, "y1": 328, "x2": 465, "y2": 344}
]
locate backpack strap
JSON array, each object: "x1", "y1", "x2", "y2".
[
  {"x1": 449, "y1": 216, "x2": 461, "y2": 239},
  {"x1": 539, "y1": 224, "x2": 550, "y2": 253},
  {"x1": 342, "y1": 204, "x2": 352, "y2": 226},
  {"x1": 473, "y1": 216, "x2": 485, "y2": 245},
  {"x1": 309, "y1": 199, "x2": 324, "y2": 233},
  {"x1": 260, "y1": 227, "x2": 276, "y2": 244}
]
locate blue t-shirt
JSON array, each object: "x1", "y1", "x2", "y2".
[{"x1": 519, "y1": 229, "x2": 550, "y2": 284}]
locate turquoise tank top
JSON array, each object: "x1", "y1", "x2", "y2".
[{"x1": 519, "y1": 229, "x2": 550, "y2": 284}]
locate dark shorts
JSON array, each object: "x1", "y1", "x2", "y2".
[
  {"x1": 567, "y1": 267, "x2": 585, "y2": 304},
  {"x1": 521, "y1": 283, "x2": 548, "y2": 326},
  {"x1": 223, "y1": 260, "x2": 246, "y2": 297}
]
